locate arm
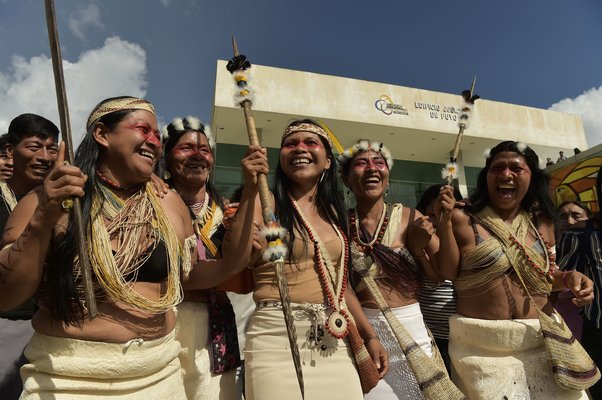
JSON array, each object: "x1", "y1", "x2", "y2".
[
  {"x1": 434, "y1": 186, "x2": 462, "y2": 280},
  {"x1": 345, "y1": 288, "x2": 389, "y2": 377},
  {"x1": 0, "y1": 143, "x2": 86, "y2": 310},
  {"x1": 406, "y1": 208, "x2": 442, "y2": 283},
  {"x1": 538, "y1": 216, "x2": 595, "y2": 306},
  {"x1": 183, "y1": 146, "x2": 268, "y2": 290}
]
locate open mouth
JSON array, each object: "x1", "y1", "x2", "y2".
[
  {"x1": 290, "y1": 157, "x2": 311, "y2": 166},
  {"x1": 184, "y1": 158, "x2": 209, "y2": 169},
  {"x1": 139, "y1": 150, "x2": 156, "y2": 162},
  {"x1": 30, "y1": 165, "x2": 50, "y2": 174},
  {"x1": 364, "y1": 176, "x2": 381, "y2": 184},
  {"x1": 497, "y1": 183, "x2": 515, "y2": 198}
]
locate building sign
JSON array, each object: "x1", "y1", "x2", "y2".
[
  {"x1": 375, "y1": 95, "x2": 408, "y2": 116},
  {"x1": 414, "y1": 101, "x2": 461, "y2": 121}
]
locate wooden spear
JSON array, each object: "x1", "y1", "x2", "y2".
[
  {"x1": 227, "y1": 35, "x2": 304, "y2": 398},
  {"x1": 44, "y1": 0, "x2": 97, "y2": 318}
]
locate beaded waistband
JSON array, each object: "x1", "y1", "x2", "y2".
[{"x1": 256, "y1": 301, "x2": 328, "y2": 311}]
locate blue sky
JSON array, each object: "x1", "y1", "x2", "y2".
[{"x1": 1, "y1": 0, "x2": 601, "y2": 145}]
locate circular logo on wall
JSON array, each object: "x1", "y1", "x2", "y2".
[{"x1": 375, "y1": 95, "x2": 408, "y2": 116}]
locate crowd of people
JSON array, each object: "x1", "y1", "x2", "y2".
[{"x1": 0, "y1": 97, "x2": 600, "y2": 400}]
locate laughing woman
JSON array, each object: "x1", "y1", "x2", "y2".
[
  {"x1": 338, "y1": 140, "x2": 442, "y2": 400},
  {"x1": 163, "y1": 116, "x2": 238, "y2": 400},
  {"x1": 244, "y1": 120, "x2": 388, "y2": 400},
  {"x1": 0, "y1": 97, "x2": 263, "y2": 399},
  {"x1": 437, "y1": 141, "x2": 594, "y2": 399}
]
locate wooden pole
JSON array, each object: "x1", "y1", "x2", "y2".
[{"x1": 44, "y1": 0, "x2": 97, "y2": 318}]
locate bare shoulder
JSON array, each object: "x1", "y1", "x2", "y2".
[
  {"x1": 160, "y1": 189, "x2": 187, "y2": 210},
  {"x1": 158, "y1": 190, "x2": 192, "y2": 237},
  {"x1": 450, "y1": 208, "x2": 474, "y2": 246}
]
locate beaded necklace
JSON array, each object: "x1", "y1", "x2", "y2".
[
  {"x1": 96, "y1": 170, "x2": 143, "y2": 192},
  {"x1": 349, "y1": 203, "x2": 390, "y2": 252},
  {"x1": 290, "y1": 197, "x2": 351, "y2": 339},
  {"x1": 80, "y1": 183, "x2": 185, "y2": 312},
  {"x1": 183, "y1": 192, "x2": 209, "y2": 221}
]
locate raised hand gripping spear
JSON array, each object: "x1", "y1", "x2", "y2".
[
  {"x1": 441, "y1": 77, "x2": 480, "y2": 186},
  {"x1": 226, "y1": 36, "x2": 305, "y2": 399},
  {"x1": 44, "y1": 0, "x2": 97, "y2": 318}
]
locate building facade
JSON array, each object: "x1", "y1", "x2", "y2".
[{"x1": 211, "y1": 60, "x2": 587, "y2": 205}]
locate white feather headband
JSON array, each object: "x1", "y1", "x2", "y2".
[
  {"x1": 483, "y1": 141, "x2": 530, "y2": 160},
  {"x1": 337, "y1": 140, "x2": 394, "y2": 175},
  {"x1": 166, "y1": 116, "x2": 215, "y2": 150}
]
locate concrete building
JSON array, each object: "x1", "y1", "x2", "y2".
[{"x1": 211, "y1": 60, "x2": 587, "y2": 205}]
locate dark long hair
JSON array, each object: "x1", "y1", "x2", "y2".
[
  {"x1": 416, "y1": 184, "x2": 463, "y2": 215},
  {"x1": 273, "y1": 119, "x2": 347, "y2": 258},
  {"x1": 163, "y1": 117, "x2": 223, "y2": 210},
  {"x1": 467, "y1": 140, "x2": 555, "y2": 220},
  {"x1": 42, "y1": 98, "x2": 139, "y2": 325}
]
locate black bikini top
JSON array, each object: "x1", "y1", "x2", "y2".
[{"x1": 122, "y1": 241, "x2": 168, "y2": 283}]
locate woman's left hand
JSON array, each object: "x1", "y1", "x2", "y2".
[
  {"x1": 150, "y1": 173, "x2": 170, "y2": 197},
  {"x1": 566, "y1": 271, "x2": 594, "y2": 306},
  {"x1": 366, "y1": 338, "x2": 389, "y2": 378},
  {"x1": 407, "y1": 215, "x2": 435, "y2": 255}
]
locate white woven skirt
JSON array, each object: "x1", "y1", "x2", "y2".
[
  {"x1": 244, "y1": 303, "x2": 363, "y2": 400},
  {"x1": 363, "y1": 303, "x2": 431, "y2": 400}
]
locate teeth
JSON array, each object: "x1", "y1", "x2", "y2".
[
  {"x1": 498, "y1": 184, "x2": 514, "y2": 189},
  {"x1": 366, "y1": 177, "x2": 380, "y2": 183},
  {"x1": 291, "y1": 158, "x2": 310, "y2": 165},
  {"x1": 140, "y1": 151, "x2": 155, "y2": 160}
]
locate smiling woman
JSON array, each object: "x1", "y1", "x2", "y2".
[
  {"x1": 436, "y1": 140, "x2": 595, "y2": 399},
  {"x1": 0, "y1": 96, "x2": 264, "y2": 399},
  {"x1": 338, "y1": 140, "x2": 448, "y2": 400},
  {"x1": 244, "y1": 120, "x2": 388, "y2": 400},
  {"x1": 163, "y1": 116, "x2": 238, "y2": 400}
]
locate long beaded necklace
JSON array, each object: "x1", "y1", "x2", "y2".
[
  {"x1": 349, "y1": 202, "x2": 390, "y2": 252},
  {"x1": 290, "y1": 197, "x2": 351, "y2": 339}
]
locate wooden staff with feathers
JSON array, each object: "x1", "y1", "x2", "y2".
[
  {"x1": 226, "y1": 36, "x2": 305, "y2": 399},
  {"x1": 441, "y1": 77, "x2": 479, "y2": 186},
  {"x1": 44, "y1": 0, "x2": 97, "y2": 318}
]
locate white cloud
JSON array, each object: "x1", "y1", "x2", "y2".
[
  {"x1": 0, "y1": 36, "x2": 148, "y2": 146},
  {"x1": 549, "y1": 86, "x2": 602, "y2": 148},
  {"x1": 68, "y1": 4, "x2": 103, "y2": 41}
]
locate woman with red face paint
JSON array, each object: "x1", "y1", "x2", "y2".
[
  {"x1": 163, "y1": 116, "x2": 240, "y2": 400},
  {"x1": 338, "y1": 140, "x2": 445, "y2": 400},
  {"x1": 436, "y1": 141, "x2": 594, "y2": 399},
  {"x1": 244, "y1": 120, "x2": 388, "y2": 400},
  {"x1": 0, "y1": 97, "x2": 265, "y2": 399}
]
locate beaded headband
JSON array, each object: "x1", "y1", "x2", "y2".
[
  {"x1": 86, "y1": 97, "x2": 156, "y2": 130},
  {"x1": 281, "y1": 122, "x2": 333, "y2": 149},
  {"x1": 164, "y1": 116, "x2": 215, "y2": 150},
  {"x1": 337, "y1": 140, "x2": 394, "y2": 174}
]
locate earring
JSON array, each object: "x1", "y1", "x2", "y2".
[
  {"x1": 319, "y1": 170, "x2": 326, "y2": 183},
  {"x1": 164, "y1": 170, "x2": 171, "y2": 179},
  {"x1": 385, "y1": 186, "x2": 390, "y2": 197}
]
